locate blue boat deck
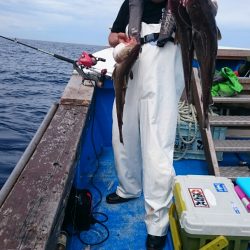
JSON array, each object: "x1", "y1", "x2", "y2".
[
  {"x1": 1, "y1": 48, "x2": 250, "y2": 250},
  {"x1": 65, "y1": 84, "x2": 250, "y2": 250},
  {"x1": 66, "y1": 146, "x2": 212, "y2": 250},
  {"x1": 67, "y1": 147, "x2": 171, "y2": 249}
]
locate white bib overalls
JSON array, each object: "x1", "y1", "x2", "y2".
[{"x1": 112, "y1": 22, "x2": 184, "y2": 236}]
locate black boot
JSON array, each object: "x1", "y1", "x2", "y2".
[
  {"x1": 146, "y1": 234, "x2": 167, "y2": 250},
  {"x1": 106, "y1": 192, "x2": 134, "y2": 204}
]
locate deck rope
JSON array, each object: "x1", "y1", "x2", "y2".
[
  {"x1": 174, "y1": 101, "x2": 198, "y2": 160},
  {"x1": 174, "y1": 101, "x2": 217, "y2": 160},
  {"x1": 177, "y1": 101, "x2": 198, "y2": 143}
]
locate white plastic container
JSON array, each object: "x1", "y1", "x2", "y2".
[{"x1": 173, "y1": 175, "x2": 250, "y2": 250}]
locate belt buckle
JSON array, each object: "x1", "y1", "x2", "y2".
[{"x1": 145, "y1": 33, "x2": 155, "y2": 43}]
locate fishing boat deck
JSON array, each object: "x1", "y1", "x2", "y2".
[
  {"x1": 60, "y1": 72, "x2": 211, "y2": 250},
  {"x1": 0, "y1": 47, "x2": 250, "y2": 250},
  {"x1": 67, "y1": 147, "x2": 167, "y2": 249},
  {"x1": 60, "y1": 47, "x2": 250, "y2": 249},
  {"x1": 66, "y1": 147, "x2": 249, "y2": 250},
  {"x1": 66, "y1": 146, "x2": 211, "y2": 250}
]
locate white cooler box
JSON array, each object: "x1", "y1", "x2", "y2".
[{"x1": 171, "y1": 175, "x2": 250, "y2": 250}]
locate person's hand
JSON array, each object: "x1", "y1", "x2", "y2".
[
  {"x1": 109, "y1": 32, "x2": 129, "y2": 47},
  {"x1": 119, "y1": 34, "x2": 139, "y2": 46},
  {"x1": 109, "y1": 32, "x2": 140, "y2": 47},
  {"x1": 127, "y1": 36, "x2": 138, "y2": 45},
  {"x1": 117, "y1": 33, "x2": 130, "y2": 44}
]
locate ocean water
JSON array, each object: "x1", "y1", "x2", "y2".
[{"x1": 0, "y1": 38, "x2": 106, "y2": 188}]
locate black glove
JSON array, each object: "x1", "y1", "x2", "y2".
[
  {"x1": 157, "y1": 9, "x2": 176, "y2": 47},
  {"x1": 128, "y1": 0, "x2": 144, "y2": 44}
]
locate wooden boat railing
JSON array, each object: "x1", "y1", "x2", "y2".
[{"x1": 0, "y1": 72, "x2": 94, "y2": 250}]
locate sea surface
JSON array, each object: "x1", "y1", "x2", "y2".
[{"x1": 0, "y1": 38, "x2": 106, "y2": 188}]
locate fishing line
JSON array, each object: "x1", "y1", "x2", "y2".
[
  {"x1": 77, "y1": 220, "x2": 109, "y2": 246},
  {"x1": 63, "y1": 87, "x2": 109, "y2": 248},
  {"x1": 74, "y1": 87, "x2": 109, "y2": 247},
  {"x1": 89, "y1": 89, "x2": 103, "y2": 209}
]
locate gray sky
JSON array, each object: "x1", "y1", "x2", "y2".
[{"x1": 0, "y1": 0, "x2": 249, "y2": 48}]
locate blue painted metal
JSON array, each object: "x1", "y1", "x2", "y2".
[
  {"x1": 68, "y1": 147, "x2": 175, "y2": 250},
  {"x1": 68, "y1": 82, "x2": 176, "y2": 249},
  {"x1": 193, "y1": 58, "x2": 246, "y2": 71},
  {"x1": 74, "y1": 83, "x2": 114, "y2": 189},
  {"x1": 216, "y1": 59, "x2": 246, "y2": 71}
]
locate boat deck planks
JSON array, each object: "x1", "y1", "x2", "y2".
[{"x1": 0, "y1": 72, "x2": 95, "y2": 250}]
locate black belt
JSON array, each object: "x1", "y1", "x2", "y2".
[
  {"x1": 140, "y1": 33, "x2": 159, "y2": 44},
  {"x1": 140, "y1": 33, "x2": 174, "y2": 45}
]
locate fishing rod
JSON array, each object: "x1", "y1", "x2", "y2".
[{"x1": 0, "y1": 35, "x2": 108, "y2": 86}]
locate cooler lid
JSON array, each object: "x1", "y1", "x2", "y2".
[{"x1": 173, "y1": 175, "x2": 250, "y2": 237}]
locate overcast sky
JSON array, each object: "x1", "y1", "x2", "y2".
[{"x1": 0, "y1": 0, "x2": 249, "y2": 48}]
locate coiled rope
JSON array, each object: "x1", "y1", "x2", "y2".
[
  {"x1": 174, "y1": 101, "x2": 217, "y2": 160},
  {"x1": 174, "y1": 101, "x2": 198, "y2": 160}
]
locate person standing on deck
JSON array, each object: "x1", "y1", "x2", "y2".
[
  {"x1": 107, "y1": 1, "x2": 183, "y2": 249},
  {"x1": 106, "y1": 0, "x2": 217, "y2": 250}
]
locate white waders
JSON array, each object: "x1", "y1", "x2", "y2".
[{"x1": 112, "y1": 22, "x2": 184, "y2": 236}]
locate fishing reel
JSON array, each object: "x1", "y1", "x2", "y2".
[
  {"x1": 74, "y1": 51, "x2": 108, "y2": 88},
  {"x1": 0, "y1": 35, "x2": 109, "y2": 87}
]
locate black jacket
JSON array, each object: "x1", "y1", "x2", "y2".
[{"x1": 111, "y1": 0, "x2": 166, "y2": 33}]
